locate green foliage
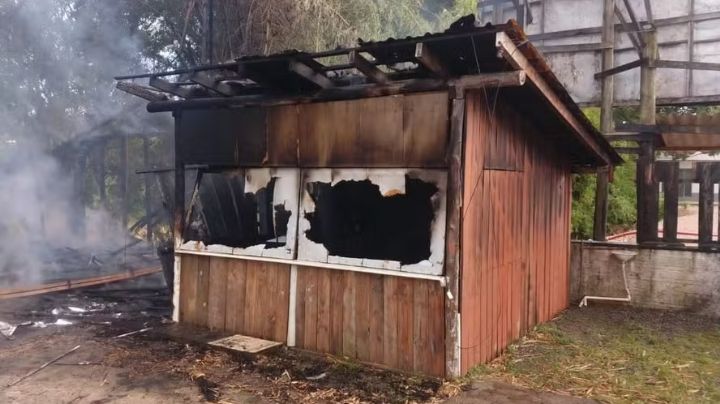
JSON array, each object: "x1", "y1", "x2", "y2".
[{"x1": 572, "y1": 108, "x2": 637, "y2": 239}]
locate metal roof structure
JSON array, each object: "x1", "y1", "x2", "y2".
[{"x1": 115, "y1": 17, "x2": 621, "y2": 167}]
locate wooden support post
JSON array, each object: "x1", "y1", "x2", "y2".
[
  {"x1": 119, "y1": 135, "x2": 128, "y2": 233},
  {"x1": 173, "y1": 112, "x2": 185, "y2": 249},
  {"x1": 444, "y1": 91, "x2": 465, "y2": 378},
  {"x1": 593, "y1": 166, "x2": 610, "y2": 241},
  {"x1": 636, "y1": 27, "x2": 658, "y2": 245},
  {"x1": 639, "y1": 28, "x2": 657, "y2": 125},
  {"x1": 96, "y1": 141, "x2": 107, "y2": 209},
  {"x1": 593, "y1": 0, "x2": 616, "y2": 242},
  {"x1": 697, "y1": 163, "x2": 714, "y2": 247},
  {"x1": 636, "y1": 139, "x2": 658, "y2": 244},
  {"x1": 143, "y1": 137, "x2": 153, "y2": 242},
  {"x1": 72, "y1": 151, "x2": 87, "y2": 237},
  {"x1": 660, "y1": 162, "x2": 680, "y2": 244}
]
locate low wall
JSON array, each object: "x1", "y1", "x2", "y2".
[{"x1": 570, "y1": 242, "x2": 720, "y2": 317}]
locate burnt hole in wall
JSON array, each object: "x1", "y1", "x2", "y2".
[
  {"x1": 304, "y1": 176, "x2": 438, "y2": 265},
  {"x1": 184, "y1": 173, "x2": 290, "y2": 248}
]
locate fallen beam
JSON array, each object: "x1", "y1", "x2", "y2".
[{"x1": 0, "y1": 267, "x2": 162, "y2": 300}]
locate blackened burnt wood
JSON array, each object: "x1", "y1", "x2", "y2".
[
  {"x1": 636, "y1": 140, "x2": 658, "y2": 244},
  {"x1": 444, "y1": 94, "x2": 464, "y2": 378},
  {"x1": 119, "y1": 135, "x2": 128, "y2": 232},
  {"x1": 146, "y1": 73, "x2": 526, "y2": 112},
  {"x1": 288, "y1": 60, "x2": 334, "y2": 89},
  {"x1": 115, "y1": 81, "x2": 168, "y2": 102},
  {"x1": 174, "y1": 111, "x2": 186, "y2": 249},
  {"x1": 190, "y1": 71, "x2": 235, "y2": 96},
  {"x1": 415, "y1": 43, "x2": 449, "y2": 78},
  {"x1": 659, "y1": 162, "x2": 679, "y2": 243},
  {"x1": 697, "y1": 163, "x2": 715, "y2": 247},
  {"x1": 593, "y1": 166, "x2": 609, "y2": 241},
  {"x1": 143, "y1": 138, "x2": 153, "y2": 241},
  {"x1": 149, "y1": 76, "x2": 194, "y2": 98},
  {"x1": 349, "y1": 50, "x2": 388, "y2": 85}
]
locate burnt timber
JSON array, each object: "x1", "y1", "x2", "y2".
[{"x1": 116, "y1": 18, "x2": 620, "y2": 378}]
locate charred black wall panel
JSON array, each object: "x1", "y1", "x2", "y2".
[
  {"x1": 176, "y1": 109, "x2": 267, "y2": 166},
  {"x1": 304, "y1": 177, "x2": 438, "y2": 265}
]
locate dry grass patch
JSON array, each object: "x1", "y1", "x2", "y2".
[{"x1": 467, "y1": 306, "x2": 720, "y2": 403}]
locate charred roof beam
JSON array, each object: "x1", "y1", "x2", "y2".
[
  {"x1": 115, "y1": 81, "x2": 168, "y2": 102},
  {"x1": 149, "y1": 76, "x2": 194, "y2": 99},
  {"x1": 190, "y1": 71, "x2": 236, "y2": 96},
  {"x1": 288, "y1": 60, "x2": 335, "y2": 89},
  {"x1": 414, "y1": 42, "x2": 449, "y2": 78},
  {"x1": 349, "y1": 50, "x2": 388, "y2": 85}
]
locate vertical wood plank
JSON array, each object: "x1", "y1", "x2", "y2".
[
  {"x1": 382, "y1": 276, "x2": 398, "y2": 369},
  {"x1": 180, "y1": 255, "x2": 198, "y2": 325},
  {"x1": 243, "y1": 262, "x2": 260, "y2": 337},
  {"x1": 428, "y1": 283, "x2": 446, "y2": 377},
  {"x1": 316, "y1": 269, "x2": 331, "y2": 353},
  {"x1": 342, "y1": 272, "x2": 357, "y2": 358},
  {"x1": 303, "y1": 267, "x2": 318, "y2": 351},
  {"x1": 355, "y1": 273, "x2": 372, "y2": 362},
  {"x1": 329, "y1": 270, "x2": 345, "y2": 355},
  {"x1": 225, "y1": 259, "x2": 246, "y2": 333},
  {"x1": 396, "y1": 277, "x2": 415, "y2": 372},
  {"x1": 207, "y1": 257, "x2": 228, "y2": 331},
  {"x1": 369, "y1": 275, "x2": 385, "y2": 365},
  {"x1": 295, "y1": 267, "x2": 307, "y2": 348},
  {"x1": 413, "y1": 280, "x2": 430, "y2": 373},
  {"x1": 698, "y1": 163, "x2": 714, "y2": 246},
  {"x1": 195, "y1": 256, "x2": 210, "y2": 327}
]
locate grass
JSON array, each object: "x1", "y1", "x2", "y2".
[{"x1": 467, "y1": 306, "x2": 720, "y2": 403}]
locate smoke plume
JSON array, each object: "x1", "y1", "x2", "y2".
[{"x1": 0, "y1": 0, "x2": 168, "y2": 286}]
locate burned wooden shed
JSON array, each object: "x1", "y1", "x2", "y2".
[{"x1": 116, "y1": 19, "x2": 620, "y2": 377}]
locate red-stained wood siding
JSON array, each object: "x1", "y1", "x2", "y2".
[
  {"x1": 294, "y1": 266, "x2": 446, "y2": 377},
  {"x1": 460, "y1": 91, "x2": 572, "y2": 374},
  {"x1": 179, "y1": 255, "x2": 290, "y2": 342}
]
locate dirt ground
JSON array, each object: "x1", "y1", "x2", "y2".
[{"x1": 0, "y1": 279, "x2": 596, "y2": 404}]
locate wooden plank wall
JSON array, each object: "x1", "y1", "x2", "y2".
[
  {"x1": 179, "y1": 255, "x2": 290, "y2": 342},
  {"x1": 460, "y1": 91, "x2": 572, "y2": 374},
  {"x1": 294, "y1": 266, "x2": 446, "y2": 377}
]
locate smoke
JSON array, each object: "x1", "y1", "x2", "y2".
[{"x1": 0, "y1": 0, "x2": 169, "y2": 287}]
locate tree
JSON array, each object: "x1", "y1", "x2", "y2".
[{"x1": 572, "y1": 108, "x2": 637, "y2": 239}]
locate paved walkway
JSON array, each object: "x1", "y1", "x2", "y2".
[{"x1": 446, "y1": 381, "x2": 596, "y2": 404}]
